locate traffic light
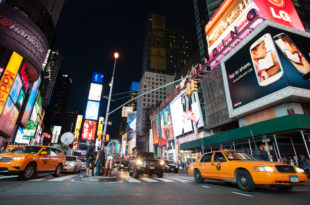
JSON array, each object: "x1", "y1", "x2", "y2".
[
  {"x1": 190, "y1": 80, "x2": 198, "y2": 92},
  {"x1": 185, "y1": 82, "x2": 191, "y2": 96}
]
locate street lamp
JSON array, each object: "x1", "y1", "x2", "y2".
[{"x1": 103, "y1": 52, "x2": 119, "y2": 137}]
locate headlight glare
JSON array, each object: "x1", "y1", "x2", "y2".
[
  {"x1": 296, "y1": 167, "x2": 304, "y2": 173},
  {"x1": 160, "y1": 160, "x2": 165, "y2": 165},
  {"x1": 12, "y1": 157, "x2": 26, "y2": 161},
  {"x1": 136, "y1": 159, "x2": 143, "y2": 165},
  {"x1": 253, "y1": 166, "x2": 274, "y2": 172}
]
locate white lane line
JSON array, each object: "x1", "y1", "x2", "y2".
[
  {"x1": 231, "y1": 192, "x2": 253, "y2": 197},
  {"x1": 126, "y1": 177, "x2": 141, "y2": 183},
  {"x1": 202, "y1": 185, "x2": 210, "y2": 188},
  {"x1": 166, "y1": 177, "x2": 190, "y2": 183},
  {"x1": 29, "y1": 178, "x2": 46, "y2": 181},
  {"x1": 0, "y1": 175, "x2": 18, "y2": 179},
  {"x1": 47, "y1": 175, "x2": 77, "y2": 181},
  {"x1": 155, "y1": 178, "x2": 175, "y2": 182},
  {"x1": 140, "y1": 178, "x2": 159, "y2": 182}
]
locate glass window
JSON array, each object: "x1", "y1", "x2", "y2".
[
  {"x1": 41, "y1": 147, "x2": 51, "y2": 155},
  {"x1": 50, "y1": 148, "x2": 58, "y2": 156},
  {"x1": 213, "y1": 152, "x2": 226, "y2": 162},
  {"x1": 200, "y1": 153, "x2": 213, "y2": 162}
]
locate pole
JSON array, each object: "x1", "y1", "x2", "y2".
[
  {"x1": 290, "y1": 137, "x2": 297, "y2": 158},
  {"x1": 248, "y1": 139, "x2": 253, "y2": 155},
  {"x1": 232, "y1": 141, "x2": 235, "y2": 151},
  {"x1": 273, "y1": 134, "x2": 281, "y2": 160},
  {"x1": 300, "y1": 131, "x2": 310, "y2": 159},
  {"x1": 103, "y1": 57, "x2": 117, "y2": 136}
]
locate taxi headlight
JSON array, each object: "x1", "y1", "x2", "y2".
[
  {"x1": 136, "y1": 159, "x2": 143, "y2": 165},
  {"x1": 12, "y1": 157, "x2": 26, "y2": 161},
  {"x1": 296, "y1": 167, "x2": 304, "y2": 173},
  {"x1": 253, "y1": 166, "x2": 274, "y2": 172},
  {"x1": 160, "y1": 160, "x2": 165, "y2": 165}
]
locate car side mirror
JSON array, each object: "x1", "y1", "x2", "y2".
[{"x1": 40, "y1": 151, "x2": 48, "y2": 155}]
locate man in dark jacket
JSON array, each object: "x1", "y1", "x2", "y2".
[
  {"x1": 85, "y1": 140, "x2": 95, "y2": 177},
  {"x1": 95, "y1": 144, "x2": 106, "y2": 176}
]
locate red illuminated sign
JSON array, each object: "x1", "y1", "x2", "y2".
[
  {"x1": 43, "y1": 132, "x2": 51, "y2": 139},
  {"x1": 81, "y1": 120, "x2": 97, "y2": 141},
  {"x1": 19, "y1": 63, "x2": 30, "y2": 91}
]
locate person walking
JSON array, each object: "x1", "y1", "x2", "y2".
[
  {"x1": 85, "y1": 140, "x2": 95, "y2": 177},
  {"x1": 95, "y1": 144, "x2": 106, "y2": 176},
  {"x1": 104, "y1": 142, "x2": 115, "y2": 177}
]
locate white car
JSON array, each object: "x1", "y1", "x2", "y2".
[{"x1": 63, "y1": 156, "x2": 82, "y2": 173}]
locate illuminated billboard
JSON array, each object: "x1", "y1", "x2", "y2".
[
  {"x1": 16, "y1": 89, "x2": 25, "y2": 108},
  {"x1": 24, "y1": 121, "x2": 38, "y2": 137},
  {"x1": 81, "y1": 120, "x2": 97, "y2": 141},
  {"x1": 122, "y1": 106, "x2": 133, "y2": 117},
  {"x1": 74, "y1": 115, "x2": 83, "y2": 140},
  {"x1": 0, "y1": 97, "x2": 19, "y2": 136},
  {"x1": 88, "y1": 83, "x2": 102, "y2": 101},
  {"x1": 85, "y1": 100, "x2": 100, "y2": 120},
  {"x1": 221, "y1": 22, "x2": 310, "y2": 117},
  {"x1": 0, "y1": 51, "x2": 23, "y2": 114},
  {"x1": 14, "y1": 127, "x2": 31, "y2": 144},
  {"x1": 97, "y1": 117, "x2": 104, "y2": 137},
  {"x1": 92, "y1": 72, "x2": 104, "y2": 84},
  {"x1": 9, "y1": 74, "x2": 23, "y2": 104},
  {"x1": 51, "y1": 126, "x2": 62, "y2": 143}
]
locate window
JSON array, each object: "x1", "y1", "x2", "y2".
[
  {"x1": 213, "y1": 152, "x2": 226, "y2": 162},
  {"x1": 200, "y1": 153, "x2": 213, "y2": 162}
]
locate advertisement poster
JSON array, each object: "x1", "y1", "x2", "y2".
[
  {"x1": 23, "y1": 121, "x2": 38, "y2": 137},
  {"x1": 0, "y1": 97, "x2": 19, "y2": 136},
  {"x1": 122, "y1": 106, "x2": 133, "y2": 117},
  {"x1": 9, "y1": 74, "x2": 23, "y2": 103},
  {"x1": 34, "y1": 125, "x2": 42, "y2": 145},
  {"x1": 14, "y1": 127, "x2": 31, "y2": 144},
  {"x1": 16, "y1": 89, "x2": 25, "y2": 108},
  {"x1": 97, "y1": 116, "x2": 104, "y2": 137},
  {"x1": 88, "y1": 83, "x2": 102, "y2": 101},
  {"x1": 85, "y1": 100, "x2": 100, "y2": 120},
  {"x1": 81, "y1": 120, "x2": 97, "y2": 141},
  {"x1": 51, "y1": 126, "x2": 62, "y2": 143},
  {"x1": 221, "y1": 23, "x2": 310, "y2": 117}
]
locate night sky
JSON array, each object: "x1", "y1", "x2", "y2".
[{"x1": 54, "y1": 0, "x2": 195, "y2": 136}]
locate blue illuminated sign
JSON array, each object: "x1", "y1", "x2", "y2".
[{"x1": 92, "y1": 72, "x2": 104, "y2": 84}]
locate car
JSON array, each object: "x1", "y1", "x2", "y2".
[
  {"x1": 0, "y1": 145, "x2": 66, "y2": 179},
  {"x1": 188, "y1": 150, "x2": 308, "y2": 192},
  {"x1": 164, "y1": 160, "x2": 179, "y2": 173},
  {"x1": 118, "y1": 160, "x2": 129, "y2": 171},
  {"x1": 80, "y1": 158, "x2": 86, "y2": 170},
  {"x1": 128, "y1": 152, "x2": 165, "y2": 178},
  {"x1": 63, "y1": 156, "x2": 82, "y2": 173}
]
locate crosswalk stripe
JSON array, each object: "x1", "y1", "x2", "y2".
[
  {"x1": 155, "y1": 178, "x2": 175, "y2": 182},
  {"x1": 140, "y1": 178, "x2": 158, "y2": 182},
  {"x1": 47, "y1": 175, "x2": 77, "y2": 181},
  {"x1": 0, "y1": 175, "x2": 18, "y2": 179},
  {"x1": 126, "y1": 177, "x2": 141, "y2": 183},
  {"x1": 166, "y1": 177, "x2": 191, "y2": 183},
  {"x1": 29, "y1": 178, "x2": 46, "y2": 181}
]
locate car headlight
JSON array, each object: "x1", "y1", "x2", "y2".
[
  {"x1": 253, "y1": 166, "x2": 274, "y2": 172},
  {"x1": 12, "y1": 157, "x2": 26, "y2": 161},
  {"x1": 69, "y1": 163, "x2": 76, "y2": 167},
  {"x1": 136, "y1": 159, "x2": 143, "y2": 165},
  {"x1": 296, "y1": 167, "x2": 304, "y2": 173},
  {"x1": 160, "y1": 160, "x2": 165, "y2": 165}
]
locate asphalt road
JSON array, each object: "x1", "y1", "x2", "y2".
[{"x1": 0, "y1": 169, "x2": 309, "y2": 205}]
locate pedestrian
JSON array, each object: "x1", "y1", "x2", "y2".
[
  {"x1": 104, "y1": 142, "x2": 115, "y2": 177},
  {"x1": 85, "y1": 140, "x2": 95, "y2": 177},
  {"x1": 95, "y1": 143, "x2": 106, "y2": 176}
]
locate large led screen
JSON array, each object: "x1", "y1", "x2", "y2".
[
  {"x1": 92, "y1": 72, "x2": 104, "y2": 84},
  {"x1": 23, "y1": 121, "x2": 38, "y2": 137},
  {"x1": 88, "y1": 83, "x2": 102, "y2": 101},
  {"x1": 14, "y1": 127, "x2": 31, "y2": 144},
  {"x1": 169, "y1": 90, "x2": 204, "y2": 137},
  {"x1": 85, "y1": 100, "x2": 100, "y2": 120},
  {"x1": 221, "y1": 22, "x2": 310, "y2": 117},
  {"x1": 81, "y1": 120, "x2": 97, "y2": 141},
  {"x1": 51, "y1": 126, "x2": 62, "y2": 143},
  {"x1": 0, "y1": 97, "x2": 19, "y2": 136},
  {"x1": 9, "y1": 74, "x2": 23, "y2": 104}
]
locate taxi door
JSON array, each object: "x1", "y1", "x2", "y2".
[
  {"x1": 212, "y1": 152, "x2": 229, "y2": 180},
  {"x1": 49, "y1": 148, "x2": 61, "y2": 170},
  {"x1": 37, "y1": 147, "x2": 50, "y2": 171},
  {"x1": 197, "y1": 153, "x2": 213, "y2": 178}
]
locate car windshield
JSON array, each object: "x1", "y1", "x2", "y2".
[
  {"x1": 168, "y1": 161, "x2": 174, "y2": 164},
  {"x1": 10, "y1": 146, "x2": 42, "y2": 154},
  {"x1": 138, "y1": 153, "x2": 154, "y2": 159},
  {"x1": 223, "y1": 151, "x2": 257, "y2": 161},
  {"x1": 66, "y1": 156, "x2": 76, "y2": 161}
]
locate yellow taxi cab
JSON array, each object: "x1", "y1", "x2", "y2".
[
  {"x1": 188, "y1": 150, "x2": 308, "y2": 191},
  {"x1": 0, "y1": 145, "x2": 66, "y2": 179}
]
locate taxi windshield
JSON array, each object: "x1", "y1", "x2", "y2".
[
  {"x1": 224, "y1": 151, "x2": 256, "y2": 161},
  {"x1": 10, "y1": 146, "x2": 42, "y2": 154}
]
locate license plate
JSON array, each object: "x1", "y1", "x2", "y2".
[
  {"x1": 150, "y1": 166, "x2": 155, "y2": 170},
  {"x1": 289, "y1": 176, "x2": 299, "y2": 183}
]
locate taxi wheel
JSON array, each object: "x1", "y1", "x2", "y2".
[
  {"x1": 194, "y1": 169, "x2": 204, "y2": 183},
  {"x1": 54, "y1": 164, "x2": 62, "y2": 177},
  {"x1": 22, "y1": 163, "x2": 36, "y2": 180},
  {"x1": 236, "y1": 170, "x2": 255, "y2": 192}
]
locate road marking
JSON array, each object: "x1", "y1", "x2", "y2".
[
  {"x1": 231, "y1": 192, "x2": 253, "y2": 197},
  {"x1": 140, "y1": 178, "x2": 158, "y2": 182},
  {"x1": 166, "y1": 177, "x2": 190, "y2": 183},
  {"x1": 0, "y1": 175, "x2": 18, "y2": 179},
  {"x1": 29, "y1": 178, "x2": 46, "y2": 181},
  {"x1": 47, "y1": 175, "x2": 77, "y2": 181},
  {"x1": 202, "y1": 185, "x2": 210, "y2": 188},
  {"x1": 126, "y1": 177, "x2": 141, "y2": 183},
  {"x1": 155, "y1": 178, "x2": 175, "y2": 182}
]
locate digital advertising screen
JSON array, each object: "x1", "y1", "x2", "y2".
[
  {"x1": 51, "y1": 126, "x2": 62, "y2": 143},
  {"x1": 0, "y1": 97, "x2": 19, "y2": 137},
  {"x1": 23, "y1": 121, "x2": 38, "y2": 137},
  {"x1": 85, "y1": 100, "x2": 100, "y2": 120},
  {"x1": 92, "y1": 72, "x2": 104, "y2": 84},
  {"x1": 97, "y1": 117, "x2": 104, "y2": 137},
  {"x1": 16, "y1": 89, "x2": 25, "y2": 108},
  {"x1": 14, "y1": 127, "x2": 31, "y2": 144},
  {"x1": 88, "y1": 83, "x2": 102, "y2": 101},
  {"x1": 122, "y1": 106, "x2": 133, "y2": 117},
  {"x1": 221, "y1": 22, "x2": 310, "y2": 117},
  {"x1": 81, "y1": 120, "x2": 97, "y2": 141},
  {"x1": 9, "y1": 74, "x2": 23, "y2": 104},
  {"x1": 130, "y1": 81, "x2": 139, "y2": 91}
]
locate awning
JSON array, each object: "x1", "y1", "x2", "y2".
[{"x1": 180, "y1": 114, "x2": 310, "y2": 150}]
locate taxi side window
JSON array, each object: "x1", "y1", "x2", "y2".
[
  {"x1": 52, "y1": 148, "x2": 63, "y2": 156},
  {"x1": 50, "y1": 149, "x2": 58, "y2": 156},
  {"x1": 41, "y1": 148, "x2": 51, "y2": 155},
  {"x1": 213, "y1": 152, "x2": 226, "y2": 162},
  {"x1": 200, "y1": 153, "x2": 213, "y2": 162}
]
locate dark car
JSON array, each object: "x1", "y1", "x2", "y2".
[
  {"x1": 164, "y1": 160, "x2": 179, "y2": 173},
  {"x1": 118, "y1": 160, "x2": 129, "y2": 171},
  {"x1": 128, "y1": 152, "x2": 165, "y2": 178}
]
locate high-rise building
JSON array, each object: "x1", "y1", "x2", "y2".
[
  {"x1": 292, "y1": 0, "x2": 310, "y2": 32},
  {"x1": 128, "y1": 81, "x2": 139, "y2": 111},
  {"x1": 193, "y1": 0, "x2": 224, "y2": 64}
]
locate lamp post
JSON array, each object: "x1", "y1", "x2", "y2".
[{"x1": 103, "y1": 52, "x2": 119, "y2": 137}]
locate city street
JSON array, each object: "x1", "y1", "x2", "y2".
[{"x1": 0, "y1": 169, "x2": 309, "y2": 205}]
